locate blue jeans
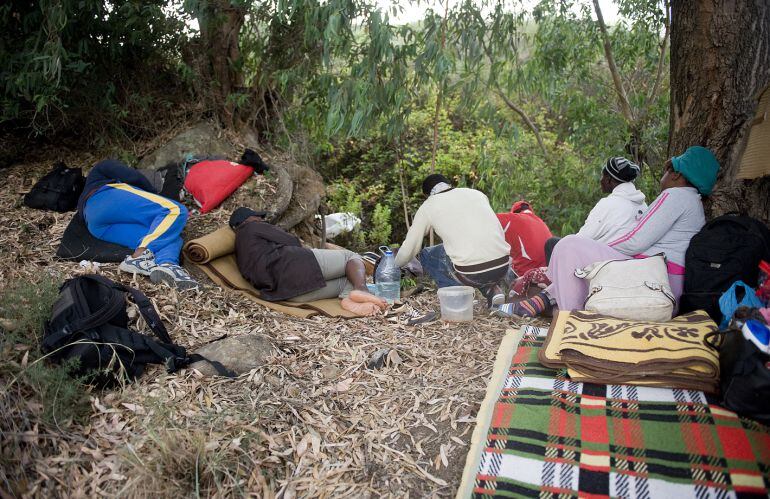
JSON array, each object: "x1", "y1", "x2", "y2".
[
  {"x1": 418, "y1": 244, "x2": 463, "y2": 288},
  {"x1": 419, "y1": 244, "x2": 508, "y2": 292}
]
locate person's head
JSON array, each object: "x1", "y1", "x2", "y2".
[
  {"x1": 600, "y1": 157, "x2": 640, "y2": 193},
  {"x1": 510, "y1": 200, "x2": 532, "y2": 213},
  {"x1": 421, "y1": 174, "x2": 453, "y2": 197},
  {"x1": 660, "y1": 146, "x2": 720, "y2": 195},
  {"x1": 229, "y1": 207, "x2": 268, "y2": 229}
]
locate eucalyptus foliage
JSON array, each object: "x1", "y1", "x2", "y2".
[{"x1": 1, "y1": 0, "x2": 190, "y2": 137}]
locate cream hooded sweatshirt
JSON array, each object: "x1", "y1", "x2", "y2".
[
  {"x1": 577, "y1": 182, "x2": 647, "y2": 244},
  {"x1": 394, "y1": 188, "x2": 510, "y2": 269}
]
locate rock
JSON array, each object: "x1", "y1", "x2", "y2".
[
  {"x1": 190, "y1": 334, "x2": 273, "y2": 376},
  {"x1": 0, "y1": 318, "x2": 18, "y2": 332},
  {"x1": 366, "y1": 348, "x2": 404, "y2": 369},
  {"x1": 276, "y1": 164, "x2": 326, "y2": 230},
  {"x1": 367, "y1": 348, "x2": 390, "y2": 369},
  {"x1": 137, "y1": 121, "x2": 233, "y2": 170}
]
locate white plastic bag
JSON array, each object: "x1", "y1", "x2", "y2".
[{"x1": 323, "y1": 212, "x2": 361, "y2": 239}]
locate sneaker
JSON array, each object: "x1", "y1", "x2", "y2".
[
  {"x1": 119, "y1": 249, "x2": 157, "y2": 276},
  {"x1": 490, "y1": 303, "x2": 517, "y2": 319},
  {"x1": 482, "y1": 285, "x2": 506, "y2": 308},
  {"x1": 150, "y1": 263, "x2": 199, "y2": 290}
]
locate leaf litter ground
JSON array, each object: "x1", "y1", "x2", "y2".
[{"x1": 0, "y1": 152, "x2": 548, "y2": 497}]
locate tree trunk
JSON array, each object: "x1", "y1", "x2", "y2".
[
  {"x1": 668, "y1": 0, "x2": 770, "y2": 225},
  {"x1": 197, "y1": 0, "x2": 246, "y2": 128}
]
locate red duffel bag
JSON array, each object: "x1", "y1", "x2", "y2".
[{"x1": 183, "y1": 160, "x2": 254, "y2": 213}]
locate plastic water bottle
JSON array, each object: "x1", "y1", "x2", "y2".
[{"x1": 375, "y1": 246, "x2": 401, "y2": 304}]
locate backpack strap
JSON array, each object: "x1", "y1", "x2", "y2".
[
  {"x1": 124, "y1": 286, "x2": 173, "y2": 344},
  {"x1": 704, "y1": 330, "x2": 726, "y2": 351},
  {"x1": 72, "y1": 276, "x2": 126, "y2": 331},
  {"x1": 120, "y1": 283, "x2": 236, "y2": 378},
  {"x1": 74, "y1": 275, "x2": 172, "y2": 344}
]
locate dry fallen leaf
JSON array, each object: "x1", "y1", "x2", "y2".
[{"x1": 328, "y1": 377, "x2": 353, "y2": 393}]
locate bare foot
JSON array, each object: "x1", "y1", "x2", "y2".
[
  {"x1": 341, "y1": 297, "x2": 382, "y2": 317},
  {"x1": 349, "y1": 289, "x2": 388, "y2": 310}
]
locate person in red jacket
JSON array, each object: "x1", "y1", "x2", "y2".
[{"x1": 496, "y1": 200, "x2": 553, "y2": 276}]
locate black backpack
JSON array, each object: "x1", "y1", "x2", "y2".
[
  {"x1": 680, "y1": 215, "x2": 770, "y2": 321},
  {"x1": 24, "y1": 161, "x2": 85, "y2": 212},
  {"x1": 42, "y1": 275, "x2": 232, "y2": 386},
  {"x1": 706, "y1": 325, "x2": 770, "y2": 425}
]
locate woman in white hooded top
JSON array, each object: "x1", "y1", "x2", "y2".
[{"x1": 577, "y1": 157, "x2": 647, "y2": 243}]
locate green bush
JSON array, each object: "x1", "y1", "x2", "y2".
[{"x1": 367, "y1": 203, "x2": 393, "y2": 247}]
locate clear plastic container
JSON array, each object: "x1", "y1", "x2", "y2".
[
  {"x1": 375, "y1": 246, "x2": 401, "y2": 304},
  {"x1": 437, "y1": 286, "x2": 475, "y2": 322}
]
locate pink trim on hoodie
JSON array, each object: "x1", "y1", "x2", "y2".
[{"x1": 608, "y1": 191, "x2": 670, "y2": 247}]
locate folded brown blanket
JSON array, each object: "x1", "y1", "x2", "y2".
[
  {"x1": 183, "y1": 227, "x2": 359, "y2": 319},
  {"x1": 540, "y1": 310, "x2": 720, "y2": 392}
]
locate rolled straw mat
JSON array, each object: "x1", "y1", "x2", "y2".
[{"x1": 184, "y1": 226, "x2": 358, "y2": 319}]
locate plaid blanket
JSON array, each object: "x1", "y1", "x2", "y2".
[{"x1": 458, "y1": 326, "x2": 770, "y2": 498}]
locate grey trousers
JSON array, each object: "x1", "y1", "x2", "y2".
[{"x1": 289, "y1": 249, "x2": 361, "y2": 302}]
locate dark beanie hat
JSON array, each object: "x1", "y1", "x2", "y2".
[
  {"x1": 421, "y1": 173, "x2": 452, "y2": 196},
  {"x1": 229, "y1": 207, "x2": 263, "y2": 229},
  {"x1": 603, "y1": 157, "x2": 641, "y2": 183}
]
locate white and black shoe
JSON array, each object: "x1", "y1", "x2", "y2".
[
  {"x1": 150, "y1": 263, "x2": 199, "y2": 290},
  {"x1": 118, "y1": 249, "x2": 157, "y2": 276}
]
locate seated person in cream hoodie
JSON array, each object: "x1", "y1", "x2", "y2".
[
  {"x1": 394, "y1": 174, "x2": 511, "y2": 305},
  {"x1": 577, "y1": 156, "x2": 647, "y2": 243},
  {"x1": 544, "y1": 157, "x2": 646, "y2": 264}
]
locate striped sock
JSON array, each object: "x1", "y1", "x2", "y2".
[{"x1": 512, "y1": 291, "x2": 553, "y2": 317}]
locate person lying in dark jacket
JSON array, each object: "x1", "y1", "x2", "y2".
[
  {"x1": 230, "y1": 207, "x2": 387, "y2": 316},
  {"x1": 77, "y1": 159, "x2": 198, "y2": 290}
]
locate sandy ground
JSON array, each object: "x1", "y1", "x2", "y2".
[{"x1": 0, "y1": 153, "x2": 547, "y2": 497}]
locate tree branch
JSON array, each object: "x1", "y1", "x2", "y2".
[
  {"x1": 592, "y1": 0, "x2": 635, "y2": 124},
  {"x1": 647, "y1": 0, "x2": 671, "y2": 105},
  {"x1": 394, "y1": 139, "x2": 411, "y2": 230},
  {"x1": 496, "y1": 89, "x2": 548, "y2": 158},
  {"x1": 478, "y1": 34, "x2": 548, "y2": 157},
  {"x1": 429, "y1": 0, "x2": 450, "y2": 176},
  {"x1": 429, "y1": 0, "x2": 449, "y2": 246}
]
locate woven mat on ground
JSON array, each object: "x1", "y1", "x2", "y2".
[
  {"x1": 456, "y1": 325, "x2": 770, "y2": 498},
  {"x1": 183, "y1": 226, "x2": 358, "y2": 319},
  {"x1": 540, "y1": 310, "x2": 720, "y2": 393}
]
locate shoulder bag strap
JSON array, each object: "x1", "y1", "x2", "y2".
[{"x1": 121, "y1": 285, "x2": 236, "y2": 378}]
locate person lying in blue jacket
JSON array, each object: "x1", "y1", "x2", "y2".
[{"x1": 78, "y1": 159, "x2": 198, "y2": 290}]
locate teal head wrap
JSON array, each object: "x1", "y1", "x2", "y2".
[{"x1": 671, "y1": 146, "x2": 720, "y2": 196}]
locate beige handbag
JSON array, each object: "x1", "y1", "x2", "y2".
[{"x1": 574, "y1": 254, "x2": 675, "y2": 321}]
